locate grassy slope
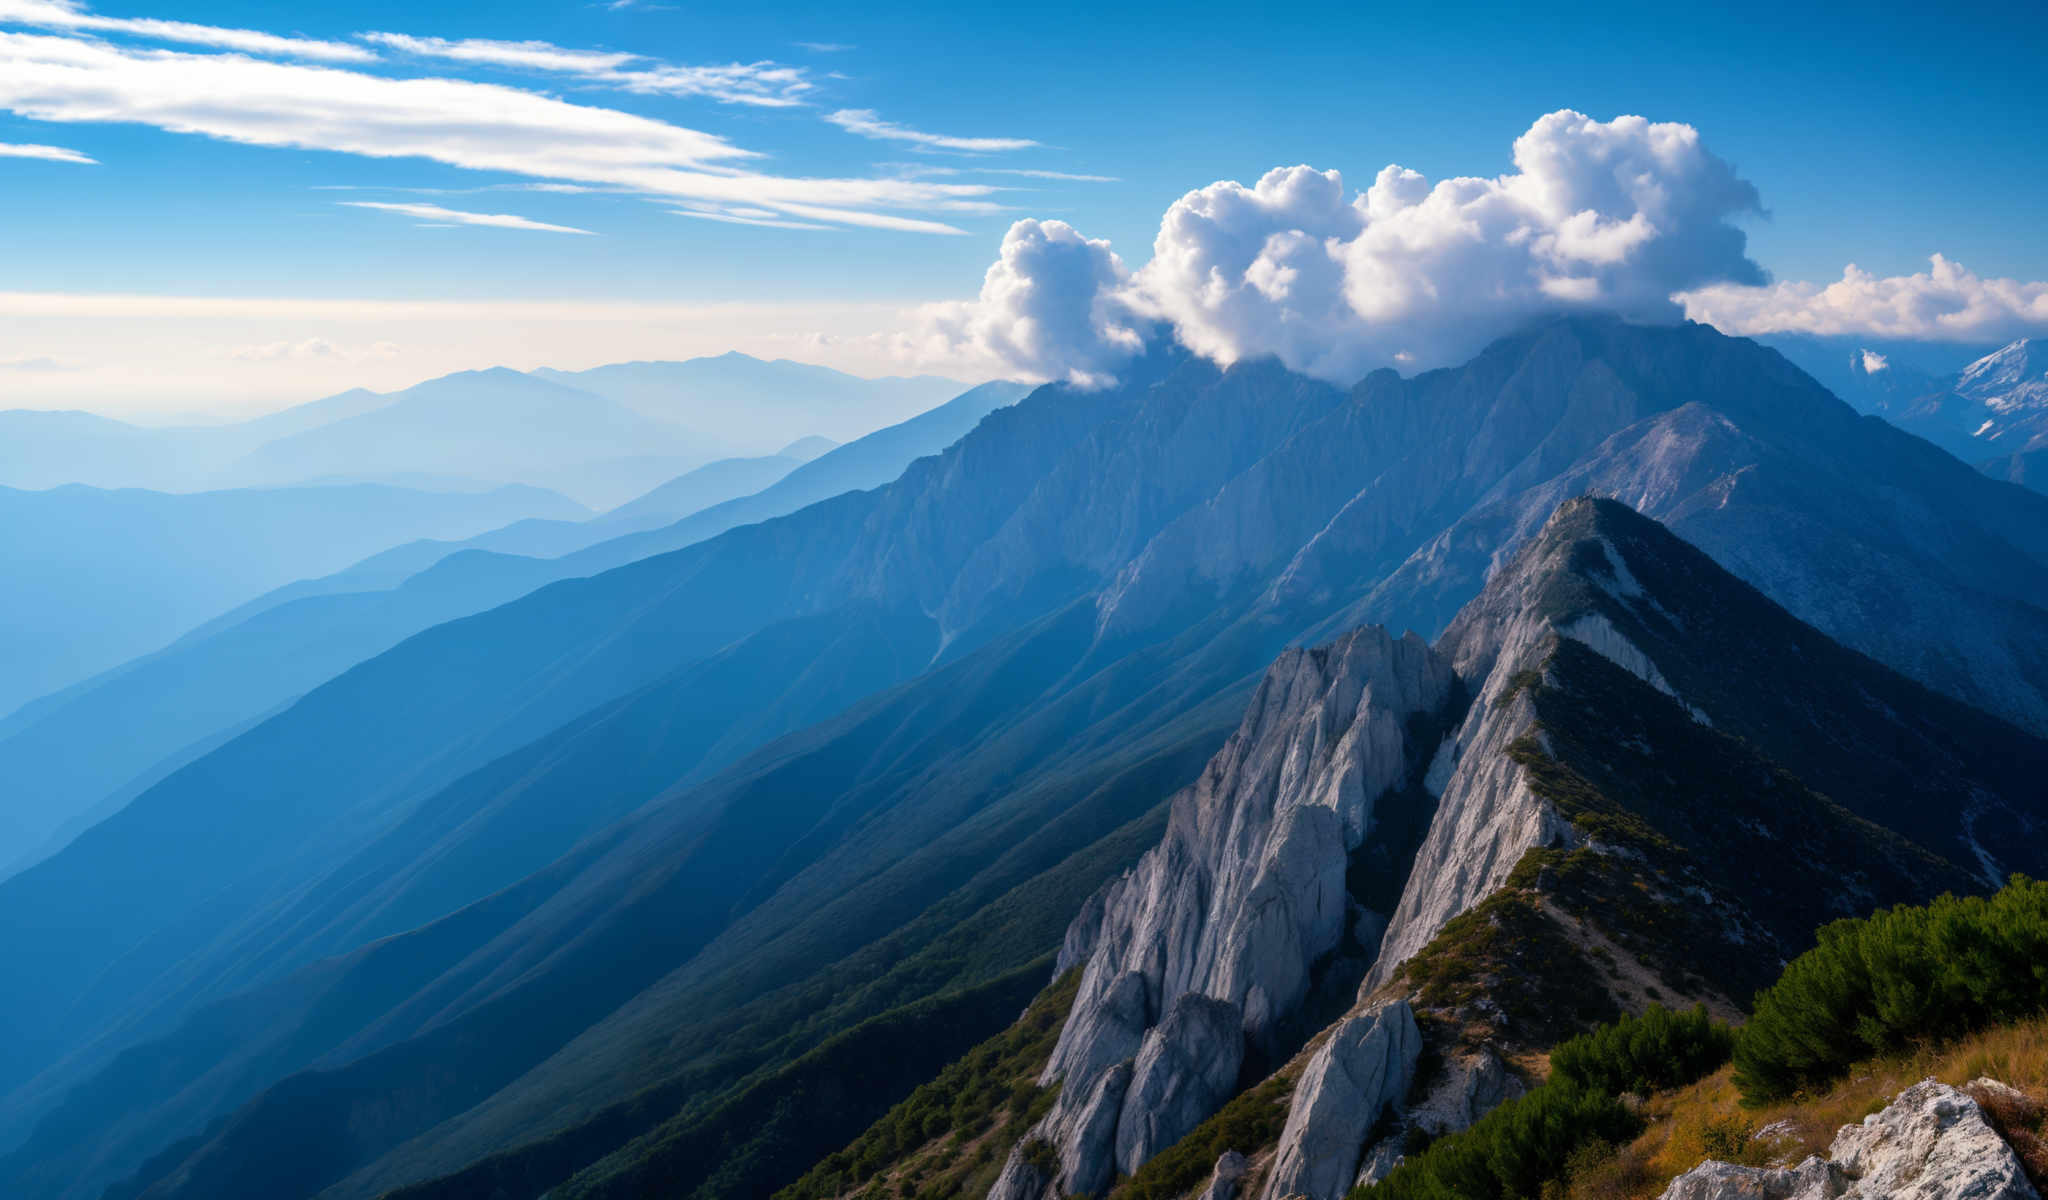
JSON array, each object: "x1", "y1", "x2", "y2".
[{"x1": 1563, "y1": 1017, "x2": 2048, "y2": 1199}]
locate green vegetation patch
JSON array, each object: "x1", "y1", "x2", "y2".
[
  {"x1": 1397, "y1": 849, "x2": 1619, "y2": 1047},
  {"x1": 1115, "y1": 1070, "x2": 1298, "y2": 1200},
  {"x1": 1355, "y1": 1004, "x2": 1734, "y2": 1200},
  {"x1": 1736, "y1": 876, "x2": 2048, "y2": 1103},
  {"x1": 775, "y1": 969, "x2": 1082, "y2": 1200}
]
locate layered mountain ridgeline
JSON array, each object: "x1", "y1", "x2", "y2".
[
  {"x1": 0, "y1": 480, "x2": 584, "y2": 725},
  {"x1": 0, "y1": 354, "x2": 965, "y2": 499},
  {"x1": 0, "y1": 381, "x2": 1026, "y2": 886},
  {"x1": 6, "y1": 319, "x2": 2048, "y2": 1200},
  {"x1": 874, "y1": 498, "x2": 2048, "y2": 1200}
]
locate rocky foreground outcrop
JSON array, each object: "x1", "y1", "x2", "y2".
[
  {"x1": 989, "y1": 628, "x2": 1458, "y2": 1200},
  {"x1": 1258, "y1": 1001, "x2": 1420, "y2": 1200},
  {"x1": 1659, "y1": 1080, "x2": 2040, "y2": 1200}
]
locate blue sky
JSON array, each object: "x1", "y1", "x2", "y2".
[{"x1": 1, "y1": 0, "x2": 2044, "y2": 415}]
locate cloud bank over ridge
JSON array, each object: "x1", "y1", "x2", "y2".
[
  {"x1": 917, "y1": 111, "x2": 1771, "y2": 384},
  {"x1": 916, "y1": 109, "x2": 2048, "y2": 386}
]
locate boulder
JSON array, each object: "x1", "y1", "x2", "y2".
[{"x1": 1658, "y1": 1079, "x2": 2039, "y2": 1200}]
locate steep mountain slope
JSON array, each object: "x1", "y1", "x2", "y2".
[
  {"x1": 10, "y1": 322, "x2": 2048, "y2": 1200},
  {"x1": 533, "y1": 354, "x2": 965, "y2": 453},
  {"x1": 0, "y1": 480, "x2": 582, "y2": 724},
  {"x1": 0, "y1": 383, "x2": 1024, "y2": 890},
  {"x1": 970, "y1": 498, "x2": 2048, "y2": 1200}
]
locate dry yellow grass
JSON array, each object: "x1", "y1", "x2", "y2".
[{"x1": 1562, "y1": 1016, "x2": 2048, "y2": 1200}]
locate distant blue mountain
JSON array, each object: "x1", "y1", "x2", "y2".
[
  {"x1": 0, "y1": 478, "x2": 583, "y2": 731},
  {"x1": 0, "y1": 381, "x2": 1026, "y2": 884}
]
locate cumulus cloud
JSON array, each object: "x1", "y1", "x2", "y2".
[
  {"x1": 1679, "y1": 254, "x2": 2048, "y2": 343},
  {"x1": 0, "y1": 0, "x2": 374, "y2": 61},
  {"x1": 826, "y1": 109, "x2": 1039, "y2": 153},
  {"x1": 907, "y1": 219, "x2": 1143, "y2": 386},
  {"x1": 0, "y1": 139, "x2": 91, "y2": 162},
  {"x1": 338, "y1": 201, "x2": 595, "y2": 234},
  {"x1": 0, "y1": 31, "x2": 995, "y2": 232},
  {"x1": 915, "y1": 110, "x2": 1770, "y2": 383}
]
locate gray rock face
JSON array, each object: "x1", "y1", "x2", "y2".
[
  {"x1": 1354, "y1": 1049, "x2": 1527, "y2": 1188},
  {"x1": 1197, "y1": 1151, "x2": 1250, "y2": 1200},
  {"x1": 993, "y1": 626, "x2": 1458, "y2": 1200},
  {"x1": 1114, "y1": 994, "x2": 1246, "y2": 1174},
  {"x1": 1658, "y1": 1080, "x2": 2039, "y2": 1200},
  {"x1": 1260, "y1": 1001, "x2": 1422, "y2": 1200},
  {"x1": 988, "y1": 1060, "x2": 1135, "y2": 1200}
]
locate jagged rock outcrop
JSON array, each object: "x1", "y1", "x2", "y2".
[
  {"x1": 1366, "y1": 512, "x2": 1653, "y2": 985},
  {"x1": 991, "y1": 627, "x2": 1458, "y2": 1200},
  {"x1": 1259, "y1": 1000, "x2": 1421, "y2": 1200},
  {"x1": 1659, "y1": 1080, "x2": 2039, "y2": 1200},
  {"x1": 1353, "y1": 1047, "x2": 1527, "y2": 1187},
  {"x1": 1114, "y1": 994, "x2": 1245, "y2": 1173},
  {"x1": 1196, "y1": 1151, "x2": 1249, "y2": 1200}
]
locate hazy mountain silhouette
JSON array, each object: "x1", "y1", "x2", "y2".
[{"x1": 0, "y1": 383, "x2": 1026, "y2": 890}]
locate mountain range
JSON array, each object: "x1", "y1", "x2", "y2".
[
  {"x1": 0, "y1": 317, "x2": 2044, "y2": 1200},
  {"x1": 0, "y1": 354, "x2": 966, "y2": 506},
  {"x1": 0, "y1": 381, "x2": 1025, "y2": 884},
  {"x1": 1764, "y1": 333, "x2": 2048, "y2": 493},
  {"x1": 0, "y1": 481, "x2": 584, "y2": 723}
]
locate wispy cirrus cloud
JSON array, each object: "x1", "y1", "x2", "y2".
[
  {"x1": 672, "y1": 205, "x2": 829, "y2": 230},
  {"x1": 357, "y1": 30, "x2": 814, "y2": 107},
  {"x1": 0, "y1": 353, "x2": 80, "y2": 370},
  {"x1": 795, "y1": 41, "x2": 853, "y2": 53},
  {"x1": 221, "y1": 337, "x2": 401, "y2": 363},
  {"x1": 339, "y1": 200, "x2": 596, "y2": 234},
  {"x1": 0, "y1": 139, "x2": 92, "y2": 162},
  {"x1": 826, "y1": 108, "x2": 1038, "y2": 153},
  {"x1": 356, "y1": 32, "x2": 637, "y2": 73},
  {"x1": 0, "y1": 0, "x2": 374, "y2": 61},
  {"x1": 0, "y1": 31, "x2": 996, "y2": 232}
]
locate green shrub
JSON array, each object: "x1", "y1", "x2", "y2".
[
  {"x1": 1353, "y1": 1082, "x2": 1639, "y2": 1200},
  {"x1": 1549, "y1": 1004, "x2": 1734, "y2": 1097},
  {"x1": 1734, "y1": 876, "x2": 2048, "y2": 1102}
]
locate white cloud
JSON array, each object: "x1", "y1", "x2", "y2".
[
  {"x1": 1861, "y1": 349, "x2": 1889, "y2": 373},
  {"x1": 597, "y1": 61, "x2": 812, "y2": 106},
  {"x1": 1679, "y1": 254, "x2": 2048, "y2": 343},
  {"x1": 0, "y1": 31, "x2": 996, "y2": 232},
  {"x1": 221, "y1": 337, "x2": 401, "y2": 362},
  {"x1": 917, "y1": 110, "x2": 1770, "y2": 384},
  {"x1": 339, "y1": 200, "x2": 595, "y2": 234},
  {"x1": 671, "y1": 206, "x2": 829, "y2": 230},
  {"x1": 826, "y1": 108, "x2": 1038, "y2": 153},
  {"x1": 907, "y1": 219, "x2": 1142, "y2": 385},
  {"x1": 356, "y1": 32, "x2": 638, "y2": 73},
  {"x1": 0, "y1": 353, "x2": 78, "y2": 370},
  {"x1": 357, "y1": 31, "x2": 814, "y2": 106},
  {"x1": 795, "y1": 42, "x2": 853, "y2": 53},
  {"x1": 0, "y1": 139, "x2": 91, "y2": 162},
  {"x1": 0, "y1": 0, "x2": 375, "y2": 62}
]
